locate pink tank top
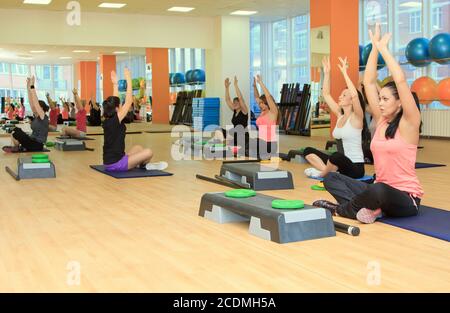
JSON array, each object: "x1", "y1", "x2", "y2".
[
  {"x1": 256, "y1": 113, "x2": 277, "y2": 142},
  {"x1": 76, "y1": 108, "x2": 87, "y2": 132},
  {"x1": 370, "y1": 119, "x2": 423, "y2": 198}
]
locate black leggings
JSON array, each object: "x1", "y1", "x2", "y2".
[
  {"x1": 303, "y1": 147, "x2": 365, "y2": 179},
  {"x1": 323, "y1": 172, "x2": 420, "y2": 219},
  {"x1": 12, "y1": 127, "x2": 44, "y2": 152}
]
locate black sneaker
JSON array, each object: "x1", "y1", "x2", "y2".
[{"x1": 312, "y1": 200, "x2": 338, "y2": 216}]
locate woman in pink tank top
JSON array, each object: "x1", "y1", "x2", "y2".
[
  {"x1": 253, "y1": 75, "x2": 279, "y2": 160},
  {"x1": 61, "y1": 89, "x2": 87, "y2": 138},
  {"x1": 313, "y1": 24, "x2": 423, "y2": 224}
]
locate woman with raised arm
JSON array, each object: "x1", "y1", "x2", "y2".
[
  {"x1": 3, "y1": 76, "x2": 49, "y2": 152},
  {"x1": 303, "y1": 56, "x2": 369, "y2": 179},
  {"x1": 102, "y1": 69, "x2": 167, "y2": 172},
  {"x1": 212, "y1": 77, "x2": 249, "y2": 149},
  {"x1": 314, "y1": 23, "x2": 423, "y2": 224},
  {"x1": 60, "y1": 89, "x2": 87, "y2": 138},
  {"x1": 254, "y1": 74, "x2": 279, "y2": 160}
]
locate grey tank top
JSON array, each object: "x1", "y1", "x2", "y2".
[{"x1": 30, "y1": 115, "x2": 49, "y2": 144}]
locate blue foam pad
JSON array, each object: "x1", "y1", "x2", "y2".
[
  {"x1": 90, "y1": 165, "x2": 173, "y2": 179},
  {"x1": 380, "y1": 206, "x2": 450, "y2": 242},
  {"x1": 415, "y1": 162, "x2": 446, "y2": 169},
  {"x1": 313, "y1": 175, "x2": 374, "y2": 182}
]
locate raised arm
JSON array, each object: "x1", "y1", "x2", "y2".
[
  {"x1": 253, "y1": 77, "x2": 261, "y2": 103},
  {"x1": 321, "y1": 56, "x2": 341, "y2": 117},
  {"x1": 224, "y1": 78, "x2": 234, "y2": 110},
  {"x1": 374, "y1": 32, "x2": 421, "y2": 127},
  {"x1": 90, "y1": 94, "x2": 99, "y2": 110},
  {"x1": 233, "y1": 76, "x2": 248, "y2": 115},
  {"x1": 111, "y1": 71, "x2": 119, "y2": 97},
  {"x1": 27, "y1": 76, "x2": 45, "y2": 119},
  {"x1": 117, "y1": 68, "x2": 133, "y2": 122},
  {"x1": 72, "y1": 88, "x2": 83, "y2": 111},
  {"x1": 363, "y1": 23, "x2": 382, "y2": 123},
  {"x1": 46, "y1": 92, "x2": 56, "y2": 109},
  {"x1": 338, "y1": 57, "x2": 364, "y2": 121},
  {"x1": 255, "y1": 75, "x2": 278, "y2": 118}
]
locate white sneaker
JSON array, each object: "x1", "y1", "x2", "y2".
[
  {"x1": 145, "y1": 161, "x2": 168, "y2": 171},
  {"x1": 304, "y1": 168, "x2": 322, "y2": 178}
]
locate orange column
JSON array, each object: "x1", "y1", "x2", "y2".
[
  {"x1": 311, "y1": 0, "x2": 359, "y2": 134},
  {"x1": 99, "y1": 55, "x2": 116, "y2": 99},
  {"x1": 146, "y1": 48, "x2": 170, "y2": 124},
  {"x1": 75, "y1": 61, "x2": 97, "y2": 111}
]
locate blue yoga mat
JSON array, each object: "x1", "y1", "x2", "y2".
[
  {"x1": 415, "y1": 162, "x2": 446, "y2": 169},
  {"x1": 90, "y1": 165, "x2": 173, "y2": 179},
  {"x1": 313, "y1": 175, "x2": 374, "y2": 182},
  {"x1": 380, "y1": 206, "x2": 450, "y2": 242}
]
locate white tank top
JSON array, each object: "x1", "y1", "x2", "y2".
[{"x1": 332, "y1": 115, "x2": 364, "y2": 163}]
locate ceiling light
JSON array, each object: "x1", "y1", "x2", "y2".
[
  {"x1": 73, "y1": 50, "x2": 90, "y2": 53},
  {"x1": 113, "y1": 51, "x2": 128, "y2": 54},
  {"x1": 59, "y1": 56, "x2": 72, "y2": 60},
  {"x1": 399, "y1": 2, "x2": 422, "y2": 8},
  {"x1": 98, "y1": 3, "x2": 127, "y2": 9},
  {"x1": 230, "y1": 10, "x2": 258, "y2": 16},
  {"x1": 30, "y1": 50, "x2": 47, "y2": 53},
  {"x1": 168, "y1": 7, "x2": 195, "y2": 13},
  {"x1": 23, "y1": 0, "x2": 52, "y2": 4}
]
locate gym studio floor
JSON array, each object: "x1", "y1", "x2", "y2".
[{"x1": 0, "y1": 123, "x2": 449, "y2": 292}]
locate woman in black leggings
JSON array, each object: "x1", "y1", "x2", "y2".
[{"x1": 303, "y1": 56, "x2": 370, "y2": 179}]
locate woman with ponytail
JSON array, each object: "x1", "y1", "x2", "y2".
[{"x1": 313, "y1": 23, "x2": 423, "y2": 224}]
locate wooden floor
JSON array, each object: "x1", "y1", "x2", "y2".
[{"x1": 0, "y1": 123, "x2": 449, "y2": 292}]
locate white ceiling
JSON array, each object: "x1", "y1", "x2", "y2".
[
  {"x1": 0, "y1": 0, "x2": 309, "y2": 18},
  {"x1": 0, "y1": 44, "x2": 146, "y2": 64}
]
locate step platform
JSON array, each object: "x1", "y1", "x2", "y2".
[
  {"x1": 199, "y1": 192, "x2": 335, "y2": 244},
  {"x1": 219, "y1": 162, "x2": 294, "y2": 190},
  {"x1": 55, "y1": 138, "x2": 86, "y2": 151},
  {"x1": 6, "y1": 157, "x2": 56, "y2": 180}
]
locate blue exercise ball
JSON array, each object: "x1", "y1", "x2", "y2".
[
  {"x1": 192, "y1": 69, "x2": 206, "y2": 83},
  {"x1": 359, "y1": 45, "x2": 365, "y2": 72},
  {"x1": 173, "y1": 72, "x2": 186, "y2": 85},
  {"x1": 361, "y1": 43, "x2": 386, "y2": 70},
  {"x1": 185, "y1": 70, "x2": 194, "y2": 84},
  {"x1": 118, "y1": 80, "x2": 127, "y2": 92},
  {"x1": 429, "y1": 33, "x2": 450, "y2": 65},
  {"x1": 406, "y1": 37, "x2": 431, "y2": 67}
]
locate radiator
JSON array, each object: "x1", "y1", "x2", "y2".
[{"x1": 421, "y1": 109, "x2": 450, "y2": 138}]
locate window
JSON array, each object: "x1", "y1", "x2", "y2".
[
  {"x1": 250, "y1": 14, "x2": 311, "y2": 107},
  {"x1": 194, "y1": 49, "x2": 204, "y2": 69},
  {"x1": 0, "y1": 63, "x2": 9, "y2": 74},
  {"x1": 409, "y1": 11, "x2": 422, "y2": 33},
  {"x1": 433, "y1": 7, "x2": 443, "y2": 30},
  {"x1": 168, "y1": 48, "x2": 205, "y2": 73},
  {"x1": 11, "y1": 64, "x2": 28, "y2": 76},
  {"x1": 360, "y1": 0, "x2": 450, "y2": 110}
]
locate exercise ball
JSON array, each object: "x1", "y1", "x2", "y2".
[
  {"x1": 411, "y1": 76, "x2": 438, "y2": 105},
  {"x1": 185, "y1": 70, "x2": 194, "y2": 84},
  {"x1": 361, "y1": 43, "x2": 386, "y2": 70},
  {"x1": 192, "y1": 69, "x2": 206, "y2": 83},
  {"x1": 132, "y1": 78, "x2": 140, "y2": 91},
  {"x1": 406, "y1": 38, "x2": 431, "y2": 67},
  {"x1": 118, "y1": 80, "x2": 127, "y2": 92},
  {"x1": 429, "y1": 33, "x2": 450, "y2": 65},
  {"x1": 380, "y1": 76, "x2": 393, "y2": 88},
  {"x1": 172, "y1": 72, "x2": 186, "y2": 85},
  {"x1": 437, "y1": 78, "x2": 450, "y2": 106},
  {"x1": 359, "y1": 45, "x2": 365, "y2": 72}
]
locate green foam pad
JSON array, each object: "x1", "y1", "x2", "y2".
[
  {"x1": 32, "y1": 154, "x2": 49, "y2": 160},
  {"x1": 45, "y1": 142, "x2": 55, "y2": 147},
  {"x1": 224, "y1": 189, "x2": 256, "y2": 198},
  {"x1": 32, "y1": 159, "x2": 50, "y2": 163},
  {"x1": 272, "y1": 199, "x2": 305, "y2": 210},
  {"x1": 311, "y1": 185, "x2": 326, "y2": 191}
]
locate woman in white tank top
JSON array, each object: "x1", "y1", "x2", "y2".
[{"x1": 303, "y1": 56, "x2": 368, "y2": 179}]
